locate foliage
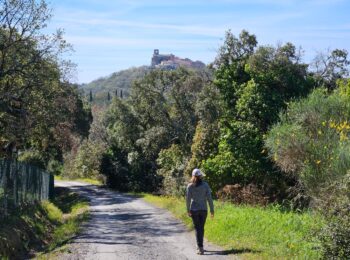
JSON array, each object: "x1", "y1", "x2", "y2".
[
  {"x1": 47, "y1": 160, "x2": 64, "y2": 176},
  {"x1": 319, "y1": 201, "x2": 350, "y2": 260},
  {"x1": 0, "y1": 0, "x2": 91, "y2": 165},
  {"x1": 157, "y1": 144, "x2": 187, "y2": 196},
  {"x1": 185, "y1": 82, "x2": 222, "y2": 176},
  {"x1": 204, "y1": 30, "x2": 313, "y2": 194},
  {"x1": 17, "y1": 149, "x2": 46, "y2": 169},
  {"x1": 311, "y1": 49, "x2": 349, "y2": 90},
  {"x1": 63, "y1": 139, "x2": 105, "y2": 179},
  {"x1": 80, "y1": 66, "x2": 150, "y2": 104},
  {"x1": 265, "y1": 86, "x2": 350, "y2": 202},
  {"x1": 185, "y1": 121, "x2": 220, "y2": 177},
  {"x1": 216, "y1": 184, "x2": 269, "y2": 206},
  {"x1": 102, "y1": 68, "x2": 208, "y2": 192},
  {"x1": 100, "y1": 145, "x2": 131, "y2": 192}
]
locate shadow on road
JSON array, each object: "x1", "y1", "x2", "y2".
[
  {"x1": 62, "y1": 184, "x2": 190, "y2": 247},
  {"x1": 204, "y1": 248, "x2": 261, "y2": 256},
  {"x1": 64, "y1": 185, "x2": 139, "y2": 206}
]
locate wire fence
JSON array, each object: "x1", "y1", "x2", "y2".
[{"x1": 0, "y1": 159, "x2": 54, "y2": 218}]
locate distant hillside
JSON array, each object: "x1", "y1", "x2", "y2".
[
  {"x1": 80, "y1": 51, "x2": 207, "y2": 104},
  {"x1": 80, "y1": 66, "x2": 150, "y2": 104}
]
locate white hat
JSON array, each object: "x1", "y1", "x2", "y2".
[{"x1": 192, "y1": 168, "x2": 205, "y2": 176}]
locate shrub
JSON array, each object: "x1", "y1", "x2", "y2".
[
  {"x1": 185, "y1": 121, "x2": 220, "y2": 177},
  {"x1": 47, "y1": 160, "x2": 63, "y2": 176},
  {"x1": 266, "y1": 87, "x2": 350, "y2": 202},
  {"x1": 63, "y1": 140, "x2": 105, "y2": 179},
  {"x1": 100, "y1": 146, "x2": 130, "y2": 192},
  {"x1": 217, "y1": 184, "x2": 269, "y2": 206},
  {"x1": 18, "y1": 150, "x2": 46, "y2": 169},
  {"x1": 319, "y1": 202, "x2": 350, "y2": 259},
  {"x1": 157, "y1": 144, "x2": 188, "y2": 196}
]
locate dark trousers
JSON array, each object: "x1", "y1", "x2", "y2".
[{"x1": 191, "y1": 210, "x2": 208, "y2": 248}]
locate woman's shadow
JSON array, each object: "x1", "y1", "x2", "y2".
[{"x1": 204, "y1": 248, "x2": 260, "y2": 256}]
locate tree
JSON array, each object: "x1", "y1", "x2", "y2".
[
  {"x1": 101, "y1": 68, "x2": 209, "y2": 192},
  {"x1": 204, "y1": 30, "x2": 313, "y2": 194},
  {"x1": 0, "y1": 0, "x2": 90, "y2": 163},
  {"x1": 312, "y1": 49, "x2": 349, "y2": 90},
  {"x1": 90, "y1": 90, "x2": 93, "y2": 102}
]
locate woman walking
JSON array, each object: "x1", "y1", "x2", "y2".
[{"x1": 186, "y1": 168, "x2": 214, "y2": 255}]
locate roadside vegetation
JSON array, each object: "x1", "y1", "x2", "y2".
[
  {"x1": 1, "y1": 0, "x2": 349, "y2": 259},
  {"x1": 142, "y1": 194, "x2": 323, "y2": 259},
  {"x1": 0, "y1": 187, "x2": 89, "y2": 259},
  {"x1": 64, "y1": 30, "x2": 349, "y2": 259}
]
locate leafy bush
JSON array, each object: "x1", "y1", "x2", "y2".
[
  {"x1": 100, "y1": 146, "x2": 130, "y2": 192},
  {"x1": 266, "y1": 87, "x2": 350, "y2": 201},
  {"x1": 63, "y1": 140, "x2": 105, "y2": 179},
  {"x1": 217, "y1": 184, "x2": 269, "y2": 206},
  {"x1": 18, "y1": 150, "x2": 46, "y2": 169},
  {"x1": 319, "y1": 202, "x2": 350, "y2": 259},
  {"x1": 157, "y1": 144, "x2": 187, "y2": 196},
  {"x1": 47, "y1": 160, "x2": 63, "y2": 176},
  {"x1": 185, "y1": 121, "x2": 220, "y2": 177}
]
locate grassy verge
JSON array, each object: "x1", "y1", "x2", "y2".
[
  {"x1": 0, "y1": 187, "x2": 89, "y2": 259},
  {"x1": 141, "y1": 194, "x2": 324, "y2": 259},
  {"x1": 55, "y1": 175, "x2": 103, "y2": 186}
]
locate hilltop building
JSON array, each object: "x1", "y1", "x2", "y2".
[{"x1": 151, "y1": 49, "x2": 205, "y2": 69}]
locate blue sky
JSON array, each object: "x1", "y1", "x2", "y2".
[{"x1": 47, "y1": 0, "x2": 350, "y2": 83}]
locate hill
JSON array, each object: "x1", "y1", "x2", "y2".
[
  {"x1": 79, "y1": 51, "x2": 207, "y2": 104},
  {"x1": 80, "y1": 66, "x2": 150, "y2": 104}
]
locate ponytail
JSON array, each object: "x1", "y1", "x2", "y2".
[{"x1": 191, "y1": 175, "x2": 202, "y2": 186}]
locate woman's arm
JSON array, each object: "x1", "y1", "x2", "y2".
[
  {"x1": 206, "y1": 184, "x2": 214, "y2": 215},
  {"x1": 186, "y1": 185, "x2": 192, "y2": 216}
]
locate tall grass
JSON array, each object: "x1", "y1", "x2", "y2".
[{"x1": 142, "y1": 194, "x2": 324, "y2": 259}]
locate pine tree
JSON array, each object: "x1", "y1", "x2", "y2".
[
  {"x1": 107, "y1": 92, "x2": 111, "y2": 101},
  {"x1": 120, "y1": 90, "x2": 123, "y2": 99}
]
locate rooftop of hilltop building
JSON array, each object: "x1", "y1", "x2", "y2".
[{"x1": 151, "y1": 49, "x2": 205, "y2": 69}]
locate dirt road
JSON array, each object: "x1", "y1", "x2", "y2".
[{"x1": 55, "y1": 181, "x2": 236, "y2": 260}]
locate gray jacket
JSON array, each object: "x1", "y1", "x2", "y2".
[{"x1": 186, "y1": 181, "x2": 214, "y2": 213}]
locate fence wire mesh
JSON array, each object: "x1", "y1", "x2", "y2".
[{"x1": 0, "y1": 159, "x2": 53, "y2": 218}]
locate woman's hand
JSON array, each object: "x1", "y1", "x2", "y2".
[
  {"x1": 188, "y1": 211, "x2": 192, "y2": 217},
  {"x1": 210, "y1": 212, "x2": 214, "y2": 219}
]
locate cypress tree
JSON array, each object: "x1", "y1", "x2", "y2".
[
  {"x1": 120, "y1": 90, "x2": 123, "y2": 99},
  {"x1": 107, "y1": 91, "x2": 111, "y2": 101},
  {"x1": 89, "y1": 90, "x2": 93, "y2": 102}
]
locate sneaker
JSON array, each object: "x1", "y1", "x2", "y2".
[{"x1": 196, "y1": 247, "x2": 204, "y2": 255}]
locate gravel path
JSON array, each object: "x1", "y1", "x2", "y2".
[{"x1": 55, "y1": 181, "x2": 238, "y2": 260}]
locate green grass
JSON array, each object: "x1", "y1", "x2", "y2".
[
  {"x1": 0, "y1": 187, "x2": 89, "y2": 259},
  {"x1": 44, "y1": 187, "x2": 89, "y2": 252},
  {"x1": 55, "y1": 175, "x2": 103, "y2": 186},
  {"x1": 141, "y1": 194, "x2": 324, "y2": 259}
]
